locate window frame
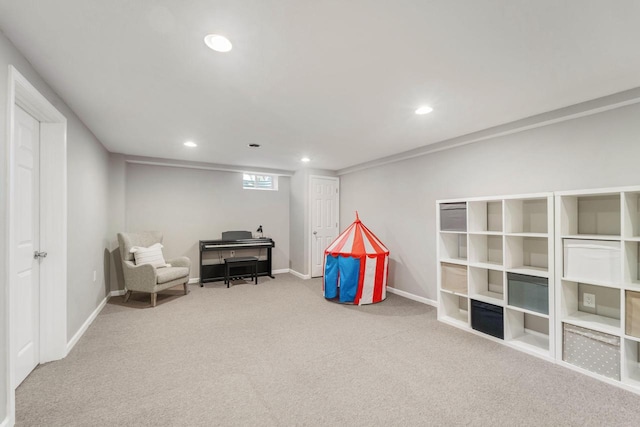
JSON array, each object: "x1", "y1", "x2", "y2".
[{"x1": 242, "y1": 173, "x2": 279, "y2": 191}]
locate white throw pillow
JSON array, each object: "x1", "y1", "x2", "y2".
[{"x1": 130, "y1": 243, "x2": 166, "y2": 268}]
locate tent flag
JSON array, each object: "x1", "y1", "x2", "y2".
[{"x1": 323, "y1": 212, "x2": 390, "y2": 305}]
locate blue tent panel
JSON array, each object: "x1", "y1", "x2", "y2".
[
  {"x1": 338, "y1": 256, "x2": 361, "y2": 303},
  {"x1": 324, "y1": 255, "x2": 339, "y2": 298}
]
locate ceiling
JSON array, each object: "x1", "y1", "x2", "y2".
[{"x1": 1, "y1": 1, "x2": 640, "y2": 172}]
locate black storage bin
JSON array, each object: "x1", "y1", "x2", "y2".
[
  {"x1": 440, "y1": 202, "x2": 467, "y2": 232},
  {"x1": 507, "y1": 273, "x2": 549, "y2": 315},
  {"x1": 471, "y1": 300, "x2": 504, "y2": 339}
]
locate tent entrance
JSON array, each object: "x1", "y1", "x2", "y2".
[{"x1": 324, "y1": 255, "x2": 361, "y2": 303}]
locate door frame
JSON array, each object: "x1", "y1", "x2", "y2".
[
  {"x1": 308, "y1": 175, "x2": 339, "y2": 278},
  {"x1": 5, "y1": 65, "x2": 67, "y2": 424}
]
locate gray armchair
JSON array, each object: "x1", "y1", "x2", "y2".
[{"x1": 117, "y1": 231, "x2": 191, "y2": 307}]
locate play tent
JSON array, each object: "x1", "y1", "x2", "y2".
[{"x1": 323, "y1": 213, "x2": 390, "y2": 305}]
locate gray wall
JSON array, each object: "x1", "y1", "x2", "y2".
[
  {"x1": 122, "y1": 163, "x2": 290, "y2": 282},
  {"x1": 340, "y1": 102, "x2": 640, "y2": 301},
  {"x1": 107, "y1": 154, "x2": 126, "y2": 292},
  {"x1": 289, "y1": 168, "x2": 337, "y2": 276},
  {"x1": 0, "y1": 30, "x2": 112, "y2": 422},
  {"x1": 289, "y1": 170, "x2": 306, "y2": 274},
  {"x1": 66, "y1": 112, "x2": 112, "y2": 338}
]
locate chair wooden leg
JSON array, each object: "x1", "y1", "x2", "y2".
[
  {"x1": 123, "y1": 290, "x2": 132, "y2": 303},
  {"x1": 183, "y1": 282, "x2": 189, "y2": 295},
  {"x1": 151, "y1": 293, "x2": 157, "y2": 307}
]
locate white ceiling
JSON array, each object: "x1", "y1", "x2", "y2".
[{"x1": 1, "y1": 0, "x2": 640, "y2": 172}]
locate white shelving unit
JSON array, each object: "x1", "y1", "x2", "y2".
[
  {"x1": 436, "y1": 185, "x2": 640, "y2": 395},
  {"x1": 555, "y1": 186, "x2": 640, "y2": 393},
  {"x1": 436, "y1": 193, "x2": 554, "y2": 361}
]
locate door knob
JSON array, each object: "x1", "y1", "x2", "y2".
[
  {"x1": 34, "y1": 251, "x2": 47, "y2": 259},
  {"x1": 313, "y1": 231, "x2": 317, "y2": 235}
]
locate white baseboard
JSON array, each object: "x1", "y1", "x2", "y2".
[
  {"x1": 386, "y1": 286, "x2": 438, "y2": 307},
  {"x1": 188, "y1": 278, "x2": 200, "y2": 284},
  {"x1": 0, "y1": 415, "x2": 12, "y2": 427},
  {"x1": 289, "y1": 269, "x2": 311, "y2": 280},
  {"x1": 66, "y1": 294, "x2": 108, "y2": 355},
  {"x1": 66, "y1": 289, "x2": 130, "y2": 355}
]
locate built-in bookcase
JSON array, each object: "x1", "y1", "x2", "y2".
[{"x1": 436, "y1": 193, "x2": 554, "y2": 360}]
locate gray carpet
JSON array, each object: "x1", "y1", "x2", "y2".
[{"x1": 16, "y1": 274, "x2": 640, "y2": 426}]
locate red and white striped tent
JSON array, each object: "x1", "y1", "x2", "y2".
[{"x1": 323, "y1": 213, "x2": 389, "y2": 305}]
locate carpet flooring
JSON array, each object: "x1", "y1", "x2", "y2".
[{"x1": 16, "y1": 274, "x2": 640, "y2": 426}]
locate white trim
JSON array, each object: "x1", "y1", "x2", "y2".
[
  {"x1": 124, "y1": 155, "x2": 293, "y2": 177},
  {"x1": 289, "y1": 269, "x2": 311, "y2": 280},
  {"x1": 5, "y1": 65, "x2": 67, "y2": 424},
  {"x1": 337, "y1": 87, "x2": 640, "y2": 176},
  {"x1": 386, "y1": 287, "x2": 438, "y2": 307},
  {"x1": 4, "y1": 67, "x2": 15, "y2": 427},
  {"x1": 188, "y1": 278, "x2": 200, "y2": 285},
  {"x1": 272, "y1": 268, "x2": 289, "y2": 275},
  {"x1": 66, "y1": 295, "x2": 108, "y2": 355},
  {"x1": 0, "y1": 415, "x2": 10, "y2": 427},
  {"x1": 308, "y1": 175, "x2": 340, "y2": 278}
]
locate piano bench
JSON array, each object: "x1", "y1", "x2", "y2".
[{"x1": 224, "y1": 256, "x2": 259, "y2": 288}]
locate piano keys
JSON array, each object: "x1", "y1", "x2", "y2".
[
  {"x1": 199, "y1": 234, "x2": 275, "y2": 286},
  {"x1": 201, "y1": 239, "x2": 274, "y2": 250}
]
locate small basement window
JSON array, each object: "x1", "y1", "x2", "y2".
[{"x1": 243, "y1": 173, "x2": 278, "y2": 191}]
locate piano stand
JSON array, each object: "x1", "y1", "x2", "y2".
[{"x1": 224, "y1": 257, "x2": 259, "y2": 287}]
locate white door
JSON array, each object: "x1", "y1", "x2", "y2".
[
  {"x1": 12, "y1": 105, "x2": 41, "y2": 387},
  {"x1": 310, "y1": 176, "x2": 339, "y2": 277}
]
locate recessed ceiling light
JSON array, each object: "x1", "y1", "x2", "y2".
[
  {"x1": 204, "y1": 34, "x2": 232, "y2": 52},
  {"x1": 301, "y1": 157, "x2": 311, "y2": 163},
  {"x1": 184, "y1": 141, "x2": 197, "y2": 148},
  {"x1": 248, "y1": 143, "x2": 261, "y2": 148},
  {"x1": 415, "y1": 105, "x2": 434, "y2": 115}
]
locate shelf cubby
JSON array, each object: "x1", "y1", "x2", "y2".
[
  {"x1": 626, "y1": 290, "x2": 640, "y2": 339},
  {"x1": 505, "y1": 198, "x2": 548, "y2": 234},
  {"x1": 560, "y1": 280, "x2": 621, "y2": 335},
  {"x1": 623, "y1": 339, "x2": 640, "y2": 387},
  {"x1": 559, "y1": 193, "x2": 621, "y2": 238},
  {"x1": 469, "y1": 234, "x2": 503, "y2": 268},
  {"x1": 505, "y1": 308, "x2": 550, "y2": 356},
  {"x1": 624, "y1": 241, "x2": 640, "y2": 287},
  {"x1": 468, "y1": 266, "x2": 504, "y2": 305},
  {"x1": 439, "y1": 292, "x2": 469, "y2": 326},
  {"x1": 507, "y1": 272, "x2": 549, "y2": 315},
  {"x1": 468, "y1": 200, "x2": 502, "y2": 233},
  {"x1": 562, "y1": 322, "x2": 621, "y2": 381},
  {"x1": 440, "y1": 263, "x2": 468, "y2": 295},
  {"x1": 623, "y1": 192, "x2": 640, "y2": 239},
  {"x1": 439, "y1": 232, "x2": 467, "y2": 263},
  {"x1": 504, "y1": 235, "x2": 548, "y2": 274}
]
